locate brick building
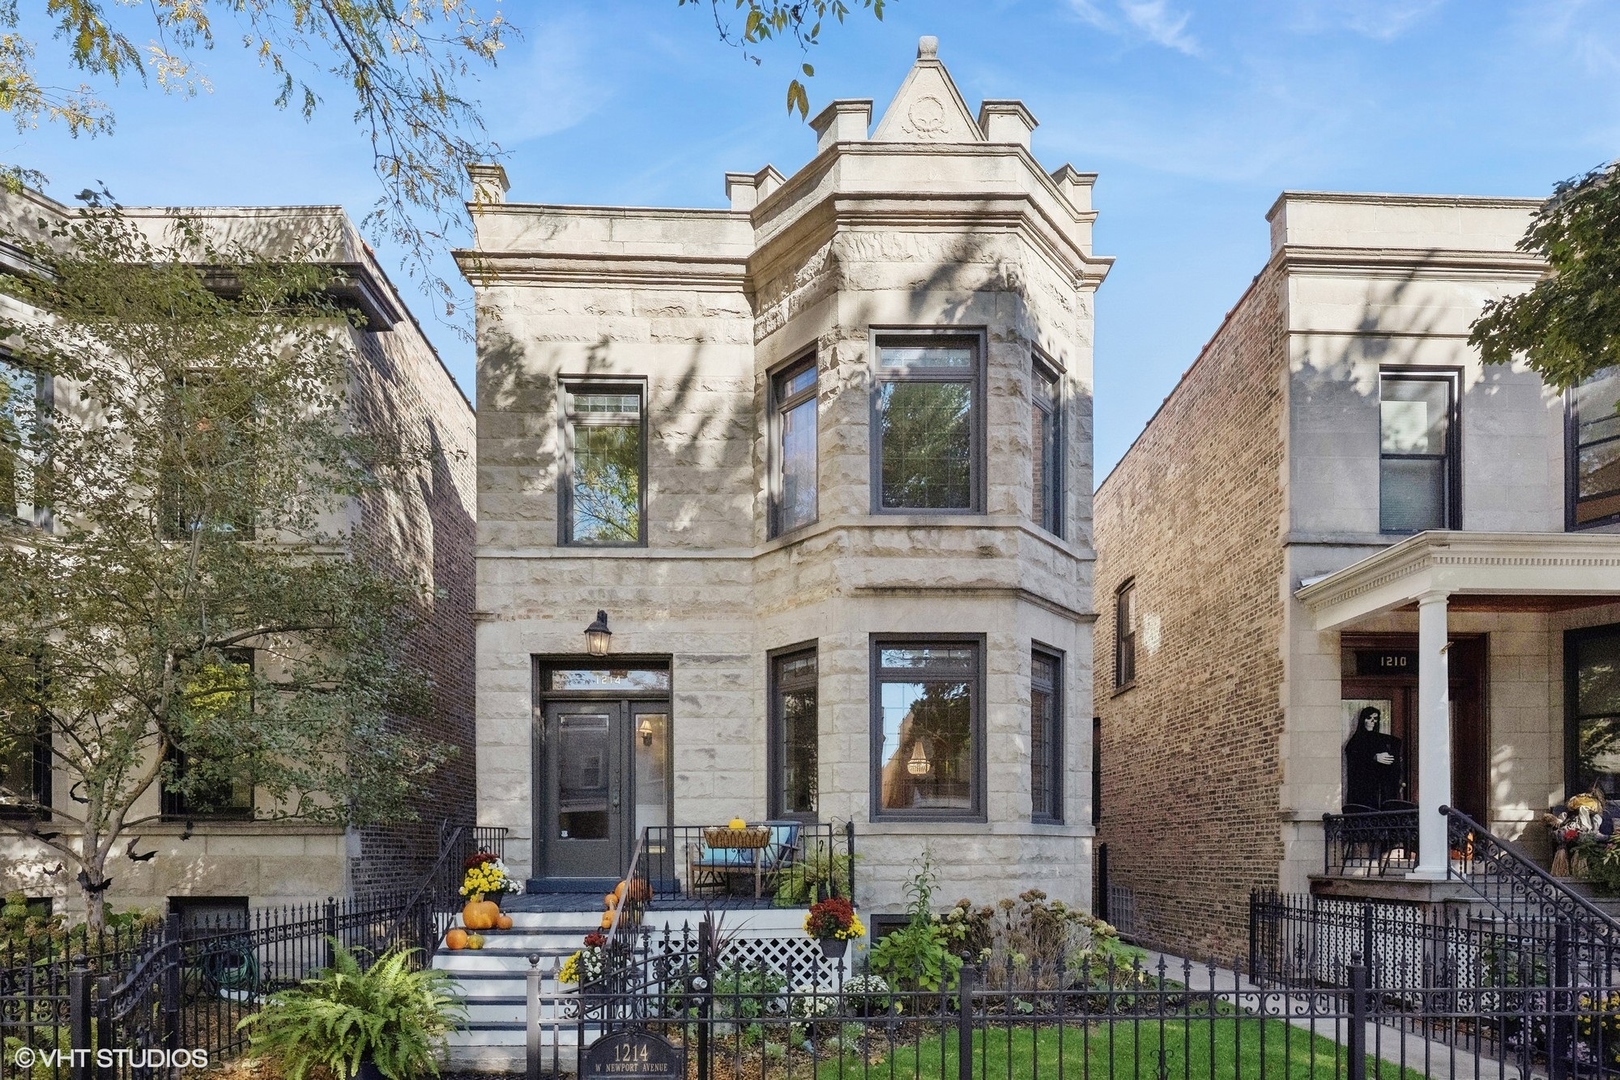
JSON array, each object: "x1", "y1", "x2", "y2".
[
  {"x1": 0, "y1": 189, "x2": 477, "y2": 918},
  {"x1": 1096, "y1": 191, "x2": 1620, "y2": 959},
  {"x1": 458, "y1": 40, "x2": 1111, "y2": 914}
]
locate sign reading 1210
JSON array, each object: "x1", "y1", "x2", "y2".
[{"x1": 582, "y1": 1031, "x2": 685, "y2": 1078}]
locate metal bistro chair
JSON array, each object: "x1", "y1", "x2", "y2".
[
  {"x1": 1337, "y1": 803, "x2": 1379, "y2": 872},
  {"x1": 1378, "y1": 800, "x2": 1419, "y2": 872},
  {"x1": 687, "y1": 821, "x2": 800, "y2": 899}
]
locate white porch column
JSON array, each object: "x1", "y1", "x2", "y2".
[{"x1": 1412, "y1": 591, "x2": 1452, "y2": 879}]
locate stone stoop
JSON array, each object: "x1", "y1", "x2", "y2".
[{"x1": 435, "y1": 911, "x2": 600, "y2": 1072}]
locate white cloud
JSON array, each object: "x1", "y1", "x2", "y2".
[
  {"x1": 1291, "y1": 0, "x2": 1446, "y2": 41},
  {"x1": 1065, "y1": 0, "x2": 1200, "y2": 55},
  {"x1": 1119, "y1": 0, "x2": 1201, "y2": 54},
  {"x1": 481, "y1": 15, "x2": 602, "y2": 145}
]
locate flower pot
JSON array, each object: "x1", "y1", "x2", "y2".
[{"x1": 819, "y1": 938, "x2": 848, "y2": 961}]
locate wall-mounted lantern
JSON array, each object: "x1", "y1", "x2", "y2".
[{"x1": 585, "y1": 610, "x2": 612, "y2": 656}]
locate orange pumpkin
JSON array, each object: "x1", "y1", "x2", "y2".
[
  {"x1": 600, "y1": 911, "x2": 614, "y2": 930},
  {"x1": 462, "y1": 899, "x2": 499, "y2": 930},
  {"x1": 496, "y1": 913, "x2": 514, "y2": 931},
  {"x1": 603, "y1": 892, "x2": 617, "y2": 909},
  {"x1": 445, "y1": 928, "x2": 469, "y2": 950},
  {"x1": 626, "y1": 879, "x2": 652, "y2": 903}
]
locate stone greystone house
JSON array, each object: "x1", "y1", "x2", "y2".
[
  {"x1": 1092, "y1": 190, "x2": 1620, "y2": 959},
  {"x1": 458, "y1": 39, "x2": 1110, "y2": 917},
  {"x1": 0, "y1": 188, "x2": 477, "y2": 921}
]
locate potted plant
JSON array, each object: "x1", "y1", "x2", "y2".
[
  {"x1": 459, "y1": 851, "x2": 517, "y2": 929},
  {"x1": 803, "y1": 896, "x2": 864, "y2": 960},
  {"x1": 238, "y1": 940, "x2": 465, "y2": 1080},
  {"x1": 558, "y1": 931, "x2": 608, "y2": 988}
]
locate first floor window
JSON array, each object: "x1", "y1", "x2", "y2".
[
  {"x1": 1379, "y1": 370, "x2": 1458, "y2": 533},
  {"x1": 872, "y1": 638, "x2": 983, "y2": 820},
  {"x1": 562, "y1": 383, "x2": 645, "y2": 545},
  {"x1": 873, "y1": 336, "x2": 982, "y2": 512},
  {"x1": 1570, "y1": 368, "x2": 1620, "y2": 528},
  {"x1": 1031, "y1": 649, "x2": 1062, "y2": 823},
  {"x1": 0, "y1": 723, "x2": 49, "y2": 819},
  {"x1": 1569, "y1": 624, "x2": 1620, "y2": 799},
  {"x1": 1, "y1": 356, "x2": 46, "y2": 526},
  {"x1": 162, "y1": 650, "x2": 255, "y2": 819},
  {"x1": 769, "y1": 646, "x2": 818, "y2": 822}
]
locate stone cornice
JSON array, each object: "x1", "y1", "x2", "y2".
[
  {"x1": 1296, "y1": 531, "x2": 1620, "y2": 629},
  {"x1": 452, "y1": 249, "x2": 750, "y2": 290},
  {"x1": 1267, "y1": 190, "x2": 1544, "y2": 217},
  {"x1": 1270, "y1": 244, "x2": 1545, "y2": 279}
]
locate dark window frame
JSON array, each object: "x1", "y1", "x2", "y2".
[
  {"x1": 0, "y1": 694, "x2": 51, "y2": 821},
  {"x1": 1566, "y1": 371, "x2": 1620, "y2": 530},
  {"x1": 869, "y1": 330, "x2": 987, "y2": 515},
  {"x1": 1566, "y1": 623, "x2": 1620, "y2": 799},
  {"x1": 160, "y1": 370, "x2": 259, "y2": 541},
  {"x1": 1114, "y1": 579, "x2": 1136, "y2": 691},
  {"x1": 1378, "y1": 367, "x2": 1461, "y2": 534},
  {"x1": 1030, "y1": 645, "x2": 1063, "y2": 824},
  {"x1": 558, "y1": 378, "x2": 649, "y2": 548},
  {"x1": 1091, "y1": 716, "x2": 1101, "y2": 828},
  {"x1": 869, "y1": 633, "x2": 987, "y2": 823},
  {"x1": 768, "y1": 642, "x2": 819, "y2": 824},
  {"x1": 1032, "y1": 356, "x2": 1063, "y2": 538},
  {"x1": 768, "y1": 354, "x2": 819, "y2": 538},
  {"x1": 161, "y1": 648, "x2": 255, "y2": 821}
]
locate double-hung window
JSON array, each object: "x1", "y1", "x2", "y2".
[
  {"x1": 871, "y1": 637, "x2": 984, "y2": 820},
  {"x1": 1032, "y1": 360, "x2": 1062, "y2": 536},
  {"x1": 1379, "y1": 370, "x2": 1458, "y2": 533},
  {"x1": 162, "y1": 649, "x2": 255, "y2": 819},
  {"x1": 1568, "y1": 624, "x2": 1620, "y2": 799},
  {"x1": 768, "y1": 646, "x2": 818, "y2": 823},
  {"x1": 0, "y1": 653, "x2": 50, "y2": 820},
  {"x1": 1, "y1": 356, "x2": 47, "y2": 527},
  {"x1": 1114, "y1": 580, "x2": 1136, "y2": 689},
  {"x1": 561, "y1": 383, "x2": 645, "y2": 545},
  {"x1": 1030, "y1": 648, "x2": 1063, "y2": 823},
  {"x1": 770, "y1": 358, "x2": 818, "y2": 537},
  {"x1": 873, "y1": 335, "x2": 983, "y2": 512},
  {"x1": 1569, "y1": 368, "x2": 1620, "y2": 529}
]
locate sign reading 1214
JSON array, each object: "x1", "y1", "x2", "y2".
[{"x1": 583, "y1": 1030, "x2": 685, "y2": 1078}]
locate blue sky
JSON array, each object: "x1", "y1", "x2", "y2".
[{"x1": 13, "y1": 0, "x2": 1620, "y2": 478}]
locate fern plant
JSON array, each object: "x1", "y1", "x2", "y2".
[{"x1": 238, "y1": 940, "x2": 465, "y2": 1080}]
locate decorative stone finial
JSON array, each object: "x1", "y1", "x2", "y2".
[{"x1": 918, "y1": 35, "x2": 938, "y2": 59}]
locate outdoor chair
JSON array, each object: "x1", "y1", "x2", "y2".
[
  {"x1": 686, "y1": 821, "x2": 800, "y2": 899},
  {"x1": 1337, "y1": 803, "x2": 1379, "y2": 870},
  {"x1": 1377, "y1": 800, "x2": 1419, "y2": 871}
]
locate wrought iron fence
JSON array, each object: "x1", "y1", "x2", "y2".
[
  {"x1": 527, "y1": 914, "x2": 1620, "y2": 1079},
  {"x1": 1321, "y1": 809, "x2": 1419, "y2": 878},
  {"x1": 636, "y1": 821, "x2": 856, "y2": 908}
]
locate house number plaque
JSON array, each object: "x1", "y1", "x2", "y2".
[
  {"x1": 1355, "y1": 650, "x2": 1418, "y2": 676},
  {"x1": 582, "y1": 1030, "x2": 684, "y2": 1078}
]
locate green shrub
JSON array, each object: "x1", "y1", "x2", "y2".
[
  {"x1": 869, "y1": 852, "x2": 964, "y2": 993},
  {"x1": 238, "y1": 940, "x2": 464, "y2": 1080}
]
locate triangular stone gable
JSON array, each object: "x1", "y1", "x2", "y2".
[{"x1": 871, "y1": 37, "x2": 984, "y2": 144}]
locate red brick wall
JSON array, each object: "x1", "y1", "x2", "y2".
[{"x1": 1093, "y1": 264, "x2": 1287, "y2": 961}]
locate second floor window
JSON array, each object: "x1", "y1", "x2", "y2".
[
  {"x1": 1032, "y1": 360, "x2": 1062, "y2": 536},
  {"x1": 161, "y1": 373, "x2": 257, "y2": 540},
  {"x1": 1114, "y1": 580, "x2": 1136, "y2": 689},
  {"x1": 1, "y1": 356, "x2": 46, "y2": 527},
  {"x1": 1570, "y1": 368, "x2": 1620, "y2": 529},
  {"x1": 561, "y1": 384, "x2": 645, "y2": 545},
  {"x1": 874, "y1": 336, "x2": 982, "y2": 512},
  {"x1": 1379, "y1": 370, "x2": 1458, "y2": 533},
  {"x1": 771, "y1": 358, "x2": 818, "y2": 536}
]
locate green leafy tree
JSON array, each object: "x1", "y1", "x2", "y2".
[
  {"x1": 1471, "y1": 161, "x2": 1620, "y2": 388},
  {"x1": 683, "y1": 0, "x2": 887, "y2": 117},
  {"x1": 0, "y1": 197, "x2": 450, "y2": 929}
]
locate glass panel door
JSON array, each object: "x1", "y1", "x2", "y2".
[{"x1": 541, "y1": 704, "x2": 626, "y2": 880}]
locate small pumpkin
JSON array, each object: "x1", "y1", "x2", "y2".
[
  {"x1": 728, "y1": 817, "x2": 747, "y2": 830},
  {"x1": 466, "y1": 933, "x2": 486, "y2": 950},
  {"x1": 600, "y1": 911, "x2": 614, "y2": 930},
  {"x1": 445, "y1": 928, "x2": 469, "y2": 950},
  {"x1": 496, "y1": 913, "x2": 514, "y2": 931},
  {"x1": 626, "y1": 879, "x2": 652, "y2": 903},
  {"x1": 603, "y1": 892, "x2": 617, "y2": 909}
]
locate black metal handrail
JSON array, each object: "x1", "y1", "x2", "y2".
[
  {"x1": 1443, "y1": 804, "x2": 1620, "y2": 946},
  {"x1": 1321, "y1": 808, "x2": 1418, "y2": 876}
]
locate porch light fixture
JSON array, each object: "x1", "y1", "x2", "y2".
[
  {"x1": 906, "y1": 739, "x2": 933, "y2": 777},
  {"x1": 638, "y1": 718, "x2": 655, "y2": 747},
  {"x1": 584, "y1": 610, "x2": 612, "y2": 656}
]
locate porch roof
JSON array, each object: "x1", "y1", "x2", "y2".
[{"x1": 1295, "y1": 531, "x2": 1620, "y2": 631}]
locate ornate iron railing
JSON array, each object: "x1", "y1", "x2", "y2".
[
  {"x1": 1444, "y1": 804, "x2": 1620, "y2": 950},
  {"x1": 1320, "y1": 808, "x2": 1418, "y2": 877},
  {"x1": 638, "y1": 821, "x2": 855, "y2": 907}
]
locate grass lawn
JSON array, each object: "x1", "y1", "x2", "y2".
[{"x1": 791, "y1": 1017, "x2": 1429, "y2": 1079}]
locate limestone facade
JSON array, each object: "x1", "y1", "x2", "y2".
[
  {"x1": 459, "y1": 41, "x2": 1110, "y2": 915},
  {"x1": 1094, "y1": 191, "x2": 1620, "y2": 958},
  {"x1": 0, "y1": 190, "x2": 477, "y2": 917}
]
